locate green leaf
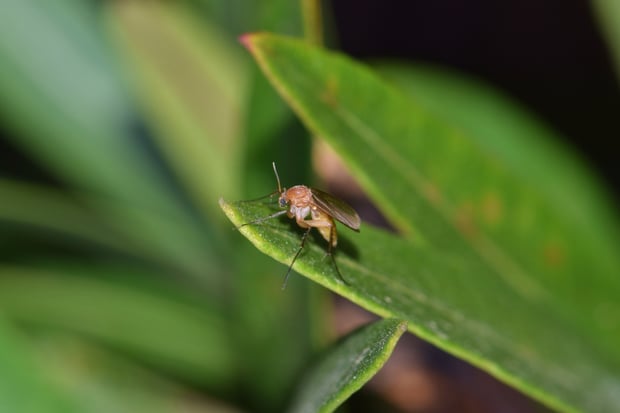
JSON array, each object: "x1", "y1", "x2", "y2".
[
  {"x1": 107, "y1": 0, "x2": 247, "y2": 216},
  {"x1": 592, "y1": 0, "x2": 620, "y2": 82},
  {"x1": 0, "y1": 0, "x2": 159, "y2": 206},
  {"x1": 0, "y1": 318, "x2": 80, "y2": 413},
  {"x1": 0, "y1": 265, "x2": 236, "y2": 389},
  {"x1": 29, "y1": 337, "x2": 244, "y2": 413},
  {"x1": 0, "y1": 0, "x2": 222, "y2": 282},
  {"x1": 196, "y1": 0, "x2": 304, "y2": 38},
  {"x1": 0, "y1": 179, "x2": 128, "y2": 251},
  {"x1": 228, "y1": 242, "x2": 323, "y2": 412},
  {"x1": 373, "y1": 61, "x2": 619, "y2": 241},
  {"x1": 287, "y1": 318, "x2": 407, "y2": 413},
  {"x1": 223, "y1": 33, "x2": 620, "y2": 412},
  {"x1": 0, "y1": 179, "x2": 225, "y2": 288}
]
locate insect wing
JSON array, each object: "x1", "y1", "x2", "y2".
[{"x1": 310, "y1": 188, "x2": 361, "y2": 231}]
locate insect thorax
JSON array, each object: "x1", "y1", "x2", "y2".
[{"x1": 283, "y1": 185, "x2": 313, "y2": 207}]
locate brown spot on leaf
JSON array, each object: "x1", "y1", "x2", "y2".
[
  {"x1": 320, "y1": 76, "x2": 339, "y2": 109},
  {"x1": 543, "y1": 241, "x2": 566, "y2": 269},
  {"x1": 481, "y1": 192, "x2": 503, "y2": 225},
  {"x1": 454, "y1": 202, "x2": 478, "y2": 239},
  {"x1": 422, "y1": 182, "x2": 443, "y2": 207}
]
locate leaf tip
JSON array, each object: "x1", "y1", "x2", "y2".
[
  {"x1": 218, "y1": 196, "x2": 227, "y2": 210},
  {"x1": 218, "y1": 197, "x2": 234, "y2": 220},
  {"x1": 397, "y1": 319, "x2": 408, "y2": 335},
  {"x1": 238, "y1": 33, "x2": 258, "y2": 51}
]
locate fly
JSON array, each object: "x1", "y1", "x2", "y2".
[{"x1": 238, "y1": 162, "x2": 361, "y2": 288}]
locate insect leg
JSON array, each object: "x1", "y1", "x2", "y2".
[
  {"x1": 327, "y1": 225, "x2": 349, "y2": 285},
  {"x1": 236, "y1": 190, "x2": 280, "y2": 204},
  {"x1": 236, "y1": 209, "x2": 287, "y2": 229},
  {"x1": 281, "y1": 227, "x2": 312, "y2": 290}
]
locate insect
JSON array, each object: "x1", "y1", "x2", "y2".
[{"x1": 238, "y1": 162, "x2": 361, "y2": 288}]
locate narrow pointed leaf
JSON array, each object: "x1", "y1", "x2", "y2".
[
  {"x1": 287, "y1": 318, "x2": 407, "y2": 413},
  {"x1": 592, "y1": 0, "x2": 620, "y2": 82}
]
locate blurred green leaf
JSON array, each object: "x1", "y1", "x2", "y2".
[
  {"x1": 374, "y1": 62, "x2": 619, "y2": 242},
  {"x1": 287, "y1": 318, "x2": 407, "y2": 413},
  {"x1": 30, "y1": 336, "x2": 244, "y2": 413},
  {"x1": 0, "y1": 179, "x2": 129, "y2": 251},
  {"x1": 0, "y1": 318, "x2": 79, "y2": 413},
  {"x1": 107, "y1": 0, "x2": 247, "y2": 217},
  {"x1": 224, "y1": 240, "x2": 323, "y2": 412},
  {"x1": 223, "y1": 33, "x2": 620, "y2": 412},
  {"x1": 0, "y1": 0, "x2": 158, "y2": 206},
  {"x1": 0, "y1": 265, "x2": 235, "y2": 390},
  {"x1": 195, "y1": 0, "x2": 303, "y2": 37},
  {"x1": 232, "y1": 0, "x2": 305, "y2": 194},
  {"x1": 0, "y1": 0, "x2": 222, "y2": 282},
  {"x1": 0, "y1": 179, "x2": 226, "y2": 286},
  {"x1": 592, "y1": 0, "x2": 620, "y2": 82}
]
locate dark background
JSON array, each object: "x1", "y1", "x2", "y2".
[{"x1": 331, "y1": 0, "x2": 620, "y2": 201}]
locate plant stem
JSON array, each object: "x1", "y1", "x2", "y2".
[{"x1": 302, "y1": 0, "x2": 323, "y2": 46}]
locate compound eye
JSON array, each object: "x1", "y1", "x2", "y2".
[{"x1": 279, "y1": 198, "x2": 287, "y2": 208}]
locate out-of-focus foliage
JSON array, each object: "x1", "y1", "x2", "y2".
[{"x1": 0, "y1": 1, "x2": 318, "y2": 412}]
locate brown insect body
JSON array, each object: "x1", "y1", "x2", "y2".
[
  {"x1": 280, "y1": 185, "x2": 338, "y2": 248},
  {"x1": 239, "y1": 163, "x2": 360, "y2": 288}
]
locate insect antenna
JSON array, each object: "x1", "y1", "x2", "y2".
[
  {"x1": 237, "y1": 161, "x2": 284, "y2": 205},
  {"x1": 272, "y1": 161, "x2": 283, "y2": 193},
  {"x1": 235, "y1": 162, "x2": 286, "y2": 226}
]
